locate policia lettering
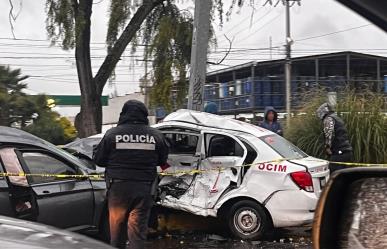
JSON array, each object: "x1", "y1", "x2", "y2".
[{"x1": 115, "y1": 134, "x2": 156, "y2": 151}]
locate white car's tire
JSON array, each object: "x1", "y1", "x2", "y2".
[{"x1": 227, "y1": 200, "x2": 270, "y2": 240}]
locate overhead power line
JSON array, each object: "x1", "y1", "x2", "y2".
[
  {"x1": 294, "y1": 24, "x2": 372, "y2": 42},
  {"x1": 233, "y1": 12, "x2": 283, "y2": 43}
]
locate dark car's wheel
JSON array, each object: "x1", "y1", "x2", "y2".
[{"x1": 227, "y1": 200, "x2": 270, "y2": 240}]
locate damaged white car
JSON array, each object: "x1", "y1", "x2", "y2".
[
  {"x1": 64, "y1": 110, "x2": 330, "y2": 240},
  {"x1": 154, "y1": 110, "x2": 329, "y2": 240}
]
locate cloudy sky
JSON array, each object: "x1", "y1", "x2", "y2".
[{"x1": 1, "y1": 0, "x2": 387, "y2": 115}]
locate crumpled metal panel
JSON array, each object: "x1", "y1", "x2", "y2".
[
  {"x1": 163, "y1": 109, "x2": 271, "y2": 137},
  {"x1": 160, "y1": 195, "x2": 217, "y2": 217}
]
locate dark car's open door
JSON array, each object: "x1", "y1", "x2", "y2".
[
  {"x1": 14, "y1": 148, "x2": 95, "y2": 230},
  {"x1": 0, "y1": 146, "x2": 96, "y2": 230}
]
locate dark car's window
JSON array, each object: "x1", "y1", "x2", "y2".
[
  {"x1": 260, "y1": 134, "x2": 307, "y2": 159},
  {"x1": 207, "y1": 134, "x2": 244, "y2": 157},
  {"x1": 22, "y1": 152, "x2": 77, "y2": 185},
  {"x1": 164, "y1": 133, "x2": 199, "y2": 155}
]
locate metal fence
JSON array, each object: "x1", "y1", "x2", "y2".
[{"x1": 204, "y1": 76, "x2": 386, "y2": 113}]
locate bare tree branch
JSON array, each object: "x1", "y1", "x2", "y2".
[
  {"x1": 8, "y1": 0, "x2": 16, "y2": 38},
  {"x1": 8, "y1": 0, "x2": 23, "y2": 38},
  {"x1": 207, "y1": 34, "x2": 233, "y2": 65},
  {"x1": 263, "y1": 0, "x2": 273, "y2": 6},
  {"x1": 93, "y1": 0, "x2": 105, "y2": 4},
  {"x1": 93, "y1": 0, "x2": 164, "y2": 94}
]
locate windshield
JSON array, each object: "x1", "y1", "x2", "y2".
[{"x1": 260, "y1": 134, "x2": 307, "y2": 159}]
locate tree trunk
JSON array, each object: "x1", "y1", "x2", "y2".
[
  {"x1": 74, "y1": 0, "x2": 100, "y2": 138},
  {"x1": 75, "y1": 0, "x2": 163, "y2": 137}
]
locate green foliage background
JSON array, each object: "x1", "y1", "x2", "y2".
[
  {"x1": 25, "y1": 114, "x2": 77, "y2": 145},
  {"x1": 0, "y1": 65, "x2": 77, "y2": 145},
  {"x1": 285, "y1": 91, "x2": 387, "y2": 164}
]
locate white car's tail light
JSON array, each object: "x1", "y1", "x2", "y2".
[{"x1": 290, "y1": 171, "x2": 314, "y2": 192}]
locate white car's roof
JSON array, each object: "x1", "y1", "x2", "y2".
[{"x1": 162, "y1": 109, "x2": 273, "y2": 138}]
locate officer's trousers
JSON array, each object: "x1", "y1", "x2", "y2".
[{"x1": 108, "y1": 181, "x2": 153, "y2": 249}]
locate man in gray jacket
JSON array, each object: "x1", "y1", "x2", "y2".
[{"x1": 316, "y1": 103, "x2": 353, "y2": 173}]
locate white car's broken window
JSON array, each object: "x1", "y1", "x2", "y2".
[{"x1": 164, "y1": 133, "x2": 199, "y2": 155}]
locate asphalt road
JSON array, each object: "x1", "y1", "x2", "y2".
[
  {"x1": 145, "y1": 208, "x2": 312, "y2": 249},
  {"x1": 146, "y1": 231, "x2": 312, "y2": 249}
]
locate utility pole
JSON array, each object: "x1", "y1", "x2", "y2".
[
  {"x1": 143, "y1": 53, "x2": 149, "y2": 106},
  {"x1": 285, "y1": 0, "x2": 292, "y2": 127},
  {"x1": 269, "y1": 36, "x2": 273, "y2": 60},
  {"x1": 187, "y1": 0, "x2": 212, "y2": 111}
]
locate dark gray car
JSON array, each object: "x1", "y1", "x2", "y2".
[
  {"x1": 0, "y1": 215, "x2": 113, "y2": 249},
  {"x1": 0, "y1": 126, "x2": 108, "y2": 239}
]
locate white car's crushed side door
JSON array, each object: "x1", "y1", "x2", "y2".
[
  {"x1": 158, "y1": 130, "x2": 202, "y2": 199},
  {"x1": 160, "y1": 130, "x2": 247, "y2": 216}
]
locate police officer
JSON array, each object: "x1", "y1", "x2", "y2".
[
  {"x1": 93, "y1": 100, "x2": 168, "y2": 249},
  {"x1": 316, "y1": 103, "x2": 353, "y2": 173}
]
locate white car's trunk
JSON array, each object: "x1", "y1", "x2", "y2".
[{"x1": 290, "y1": 157, "x2": 330, "y2": 195}]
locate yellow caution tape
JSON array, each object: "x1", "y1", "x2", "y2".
[
  {"x1": 0, "y1": 158, "x2": 386, "y2": 179},
  {"x1": 0, "y1": 172, "x2": 104, "y2": 179}
]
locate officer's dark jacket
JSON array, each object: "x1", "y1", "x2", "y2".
[
  {"x1": 326, "y1": 113, "x2": 353, "y2": 154},
  {"x1": 93, "y1": 100, "x2": 168, "y2": 182}
]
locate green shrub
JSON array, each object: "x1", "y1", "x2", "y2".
[{"x1": 285, "y1": 91, "x2": 387, "y2": 164}]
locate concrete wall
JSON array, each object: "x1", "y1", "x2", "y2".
[
  {"x1": 102, "y1": 93, "x2": 145, "y2": 125},
  {"x1": 102, "y1": 93, "x2": 156, "y2": 128}
]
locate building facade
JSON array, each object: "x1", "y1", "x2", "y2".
[{"x1": 205, "y1": 51, "x2": 387, "y2": 115}]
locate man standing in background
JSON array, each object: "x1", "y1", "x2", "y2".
[{"x1": 316, "y1": 103, "x2": 353, "y2": 173}]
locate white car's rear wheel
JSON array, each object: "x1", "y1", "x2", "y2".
[{"x1": 227, "y1": 200, "x2": 270, "y2": 240}]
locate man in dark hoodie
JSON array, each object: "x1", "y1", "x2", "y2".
[
  {"x1": 93, "y1": 100, "x2": 168, "y2": 249},
  {"x1": 316, "y1": 103, "x2": 353, "y2": 173},
  {"x1": 260, "y1": 106, "x2": 283, "y2": 136}
]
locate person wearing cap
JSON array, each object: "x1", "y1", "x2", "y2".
[
  {"x1": 316, "y1": 103, "x2": 353, "y2": 173},
  {"x1": 93, "y1": 100, "x2": 168, "y2": 249}
]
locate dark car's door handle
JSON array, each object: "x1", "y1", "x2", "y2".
[{"x1": 42, "y1": 190, "x2": 50, "y2": 194}]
